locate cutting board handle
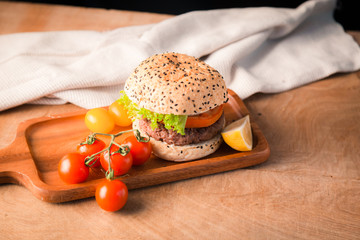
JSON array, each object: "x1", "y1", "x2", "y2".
[
  {"x1": 0, "y1": 117, "x2": 49, "y2": 195},
  {"x1": 0, "y1": 119, "x2": 95, "y2": 203},
  {"x1": 0, "y1": 112, "x2": 86, "y2": 184},
  {"x1": 0, "y1": 132, "x2": 39, "y2": 185}
]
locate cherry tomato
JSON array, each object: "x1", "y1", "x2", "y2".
[
  {"x1": 123, "y1": 134, "x2": 152, "y2": 166},
  {"x1": 108, "y1": 101, "x2": 132, "y2": 127},
  {"x1": 58, "y1": 153, "x2": 89, "y2": 184},
  {"x1": 95, "y1": 179, "x2": 128, "y2": 212},
  {"x1": 85, "y1": 108, "x2": 115, "y2": 133},
  {"x1": 76, "y1": 138, "x2": 106, "y2": 168},
  {"x1": 100, "y1": 145, "x2": 133, "y2": 176}
]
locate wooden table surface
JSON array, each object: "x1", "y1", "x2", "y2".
[{"x1": 0, "y1": 1, "x2": 359, "y2": 239}]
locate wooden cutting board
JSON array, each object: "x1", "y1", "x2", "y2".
[{"x1": 0, "y1": 89, "x2": 270, "y2": 203}]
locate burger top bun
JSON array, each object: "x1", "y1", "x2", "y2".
[{"x1": 124, "y1": 52, "x2": 228, "y2": 116}]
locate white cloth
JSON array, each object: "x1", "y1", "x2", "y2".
[{"x1": 0, "y1": 0, "x2": 359, "y2": 111}]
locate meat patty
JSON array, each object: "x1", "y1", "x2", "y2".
[{"x1": 138, "y1": 114, "x2": 225, "y2": 146}]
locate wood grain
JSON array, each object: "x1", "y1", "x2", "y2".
[
  {"x1": 0, "y1": 1, "x2": 172, "y2": 34},
  {"x1": 245, "y1": 72, "x2": 360, "y2": 180},
  {"x1": 0, "y1": 1, "x2": 360, "y2": 239}
]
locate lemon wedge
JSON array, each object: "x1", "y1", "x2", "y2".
[{"x1": 221, "y1": 115, "x2": 253, "y2": 151}]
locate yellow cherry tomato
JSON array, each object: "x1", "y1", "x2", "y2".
[
  {"x1": 85, "y1": 108, "x2": 115, "y2": 133},
  {"x1": 108, "y1": 101, "x2": 132, "y2": 127}
]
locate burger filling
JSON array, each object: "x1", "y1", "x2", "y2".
[
  {"x1": 117, "y1": 91, "x2": 225, "y2": 141},
  {"x1": 138, "y1": 114, "x2": 225, "y2": 146},
  {"x1": 118, "y1": 91, "x2": 188, "y2": 135}
]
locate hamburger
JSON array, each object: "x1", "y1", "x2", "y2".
[{"x1": 119, "y1": 53, "x2": 228, "y2": 161}]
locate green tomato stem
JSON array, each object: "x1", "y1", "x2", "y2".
[{"x1": 85, "y1": 129, "x2": 141, "y2": 180}]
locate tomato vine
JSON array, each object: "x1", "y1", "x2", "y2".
[{"x1": 83, "y1": 129, "x2": 149, "y2": 180}]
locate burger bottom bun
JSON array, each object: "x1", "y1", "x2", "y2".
[
  {"x1": 150, "y1": 134, "x2": 223, "y2": 162},
  {"x1": 133, "y1": 119, "x2": 223, "y2": 162}
]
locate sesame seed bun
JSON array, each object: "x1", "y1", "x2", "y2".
[
  {"x1": 133, "y1": 119, "x2": 224, "y2": 161},
  {"x1": 124, "y1": 52, "x2": 228, "y2": 115}
]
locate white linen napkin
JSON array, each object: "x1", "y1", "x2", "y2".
[{"x1": 0, "y1": 0, "x2": 359, "y2": 111}]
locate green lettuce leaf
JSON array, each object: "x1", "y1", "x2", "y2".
[{"x1": 117, "y1": 91, "x2": 188, "y2": 135}]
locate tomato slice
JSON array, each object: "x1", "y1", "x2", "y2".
[{"x1": 185, "y1": 105, "x2": 224, "y2": 128}]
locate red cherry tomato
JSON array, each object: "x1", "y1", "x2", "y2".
[
  {"x1": 123, "y1": 134, "x2": 152, "y2": 166},
  {"x1": 58, "y1": 153, "x2": 89, "y2": 184},
  {"x1": 76, "y1": 138, "x2": 106, "y2": 168},
  {"x1": 100, "y1": 145, "x2": 133, "y2": 176},
  {"x1": 95, "y1": 179, "x2": 128, "y2": 212}
]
